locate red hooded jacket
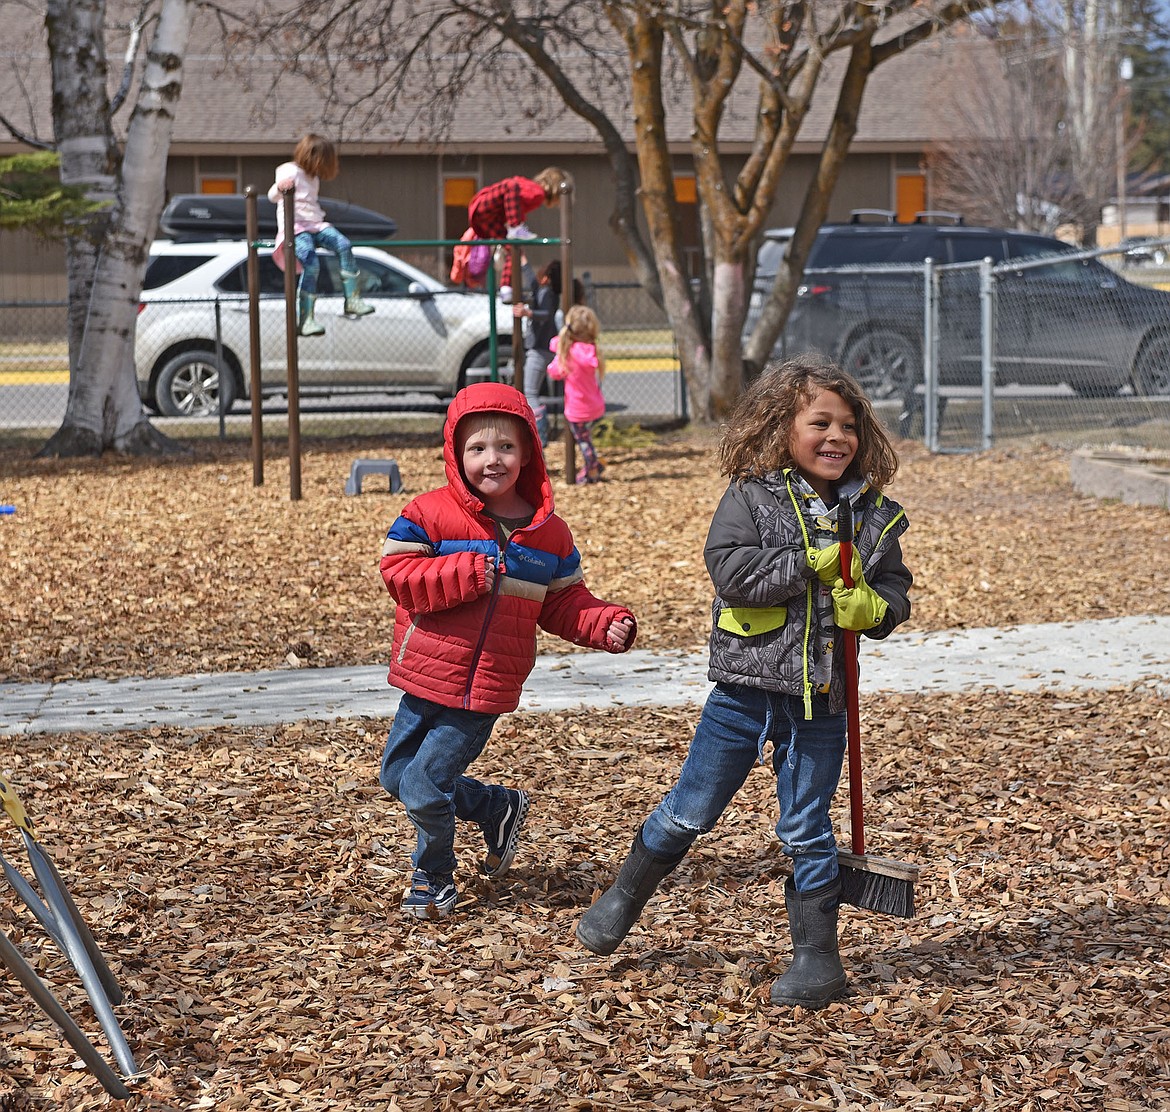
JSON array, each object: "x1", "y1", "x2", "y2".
[{"x1": 380, "y1": 382, "x2": 636, "y2": 714}]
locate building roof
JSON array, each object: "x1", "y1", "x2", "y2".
[{"x1": 0, "y1": 5, "x2": 999, "y2": 156}]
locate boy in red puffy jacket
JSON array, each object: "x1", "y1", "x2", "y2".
[{"x1": 378, "y1": 382, "x2": 636, "y2": 919}]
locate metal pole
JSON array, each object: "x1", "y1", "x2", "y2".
[
  {"x1": 24, "y1": 839, "x2": 138, "y2": 1079},
  {"x1": 486, "y1": 252, "x2": 499, "y2": 374},
  {"x1": 559, "y1": 182, "x2": 575, "y2": 483},
  {"x1": 979, "y1": 257, "x2": 995, "y2": 451},
  {"x1": 1117, "y1": 58, "x2": 1132, "y2": 250},
  {"x1": 215, "y1": 300, "x2": 226, "y2": 440},
  {"x1": 0, "y1": 931, "x2": 131, "y2": 1099},
  {"x1": 244, "y1": 187, "x2": 264, "y2": 486},
  {"x1": 923, "y1": 257, "x2": 939, "y2": 452},
  {"x1": 281, "y1": 189, "x2": 302, "y2": 502},
  {"x1": 511, "y1": 243, "x2": 523, "y2": 387}
]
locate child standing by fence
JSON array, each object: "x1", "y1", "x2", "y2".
[
  {"x1": 269, "y1": 133, "x2": 374, "y2": 337},
  {"x1": 548, "y1": 305, "x2": 606, "y2": 484},
  {"x1": 575, "y1": 356, "x2": 912, "y2": 1009},
  {"x1": 377, "y1": 382, "x2": 636, "y2": 919}
]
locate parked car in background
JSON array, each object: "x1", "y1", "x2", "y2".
[
  {"x1": 1119, "y1": 235, "x2": 1170, "y2": 267},
  {"x1": 136, "y1": 239, "x2": 512, "y2": 417},
  {"x1": 748, "y1": 211, "x2": 1170, "y2": 399}
]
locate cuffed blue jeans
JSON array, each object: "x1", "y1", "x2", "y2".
[
  {"x1": 378, "y1": 692, "x2": 506, "y2": 877},
  {"x1": 294, "y1": 225, "x2": 356, "y2": 295},
  {"x1": 640, "y1": 683, "x2": 847, "y2": 892}
]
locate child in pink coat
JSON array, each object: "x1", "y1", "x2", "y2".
[{"x1": 548, "y1": 305, "x2": 607, "y2": 484}]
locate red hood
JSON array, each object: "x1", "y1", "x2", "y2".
[{"x1": 442, "y1": 382, "x2": 554, "y2": 519}]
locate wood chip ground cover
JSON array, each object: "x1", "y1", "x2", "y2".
[
  {"x1": 1, "y1": 695, "x2": 1167, "y2": 1110},
  {"x1": 1, "y1": 433, "x2": 1168, "y2": 1108},
  {"x1": 3, "y1": 436, "x2": 1170, "y2": 683}
]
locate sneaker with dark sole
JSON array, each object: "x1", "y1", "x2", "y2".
[
  {"x1": 402, "y1": 870, "x2": 457, "y2": 920},
  {"x1": 481, "y1": 789, "x2": 529, "y2": 878}
]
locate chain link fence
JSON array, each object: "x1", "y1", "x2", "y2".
[
  {"x1": 6, "y1": 240, "x2": 1169, "y2": 453},
  {"x1": 0, "y1": 251, "x2": 687, "y2": 448},
  {"x1": 776, "y1": 242, "x2": 1170, "y2": 453}
]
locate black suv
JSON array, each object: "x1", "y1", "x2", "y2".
[{"x1": 749, "y1": 211, "x2": 1170, "y2": 399}]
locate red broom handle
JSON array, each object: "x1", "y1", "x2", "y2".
[{"x1": 840, "y1": 513, "x2": 866, "y2": 856}]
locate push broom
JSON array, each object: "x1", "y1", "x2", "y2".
[{"x1": 834, "y1": 499, "x2": 919, "y2": 917}]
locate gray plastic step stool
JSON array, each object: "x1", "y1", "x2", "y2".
[{"x1": 345, "y1": 458, "x2": 403, "y2": 496}]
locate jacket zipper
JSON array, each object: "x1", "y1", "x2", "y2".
[{"x1": 463, "y1": 527, "x2": 505, "y2": 708}]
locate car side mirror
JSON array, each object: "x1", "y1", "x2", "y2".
[{"x1": 408, "y1": 281, "x2": 433, "y2": 299}]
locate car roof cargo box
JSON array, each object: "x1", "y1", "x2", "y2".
[{"x1": 159, "y1": 194, "x2": 397, "y2": 242}]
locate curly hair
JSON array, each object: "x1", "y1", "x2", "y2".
[{"x1": 717, "y1": 354, "x2": 899, "y2": 489}]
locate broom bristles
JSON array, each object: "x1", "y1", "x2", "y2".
[{"x1": 837, "y1": 850, "x2": 919, "y2": 918}]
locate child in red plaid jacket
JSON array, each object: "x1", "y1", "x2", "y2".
[{"x1": 468, "y1": 168, "x2": 571, "y2": 301}]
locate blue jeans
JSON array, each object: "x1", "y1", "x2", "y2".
[
  {"x1": 640, "y1": 683, "x2": 846, "y2": 892},
  {"x1": 523, "y1": 347, "x2": 552, "y2": 446},
  {"x1": 378, "y1": 692, "x2": 506, "y2": 877},
  {"x1": 294, "y1": 225, "x2": 355, "y2": 295}
]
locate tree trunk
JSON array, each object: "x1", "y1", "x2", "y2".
[{"x1": 39, "y1": 0, "x2": 193, "y2": 457}]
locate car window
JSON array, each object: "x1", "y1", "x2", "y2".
[
  {"x1": 143, "y1": 254, "x2": 215, "y2": 289},
  {"x1": 756, "y1": 237, "x2": 792, "y2": 276},
  {"x1": 1006, "y1": 237, "x2": 1090, "y2": 283},
  {"x1": 944, "y1": 235, "x2": 1008, "y2": 264},
  {"x1": 358, "y1": 260, "x2": 416, "y2": 295},
  {"x1": 216, "y1": 257, "x2": 286, "y2": 295},
  {"x1": 813, "y1": 232, "x2": 911, "y2": 266}
]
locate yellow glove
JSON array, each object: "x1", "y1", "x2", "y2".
[
  {"x1": 831, "y1": 574, "x2": 888, "y2": 631},
  {"x1": 807, "y1": 544, "x2": 862, "y2": 587}
]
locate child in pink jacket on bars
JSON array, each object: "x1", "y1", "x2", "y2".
[{"x1": 548, "y1": 305, "x2": 607, "y2": 484}]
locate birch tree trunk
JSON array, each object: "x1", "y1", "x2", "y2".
[{"x1": 39, "y1": 0, "x2": 193, "y2": 457}]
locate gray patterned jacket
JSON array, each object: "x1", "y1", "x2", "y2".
[{"x1": 703, "y1": 469, "x2": 911, "y2": 715}]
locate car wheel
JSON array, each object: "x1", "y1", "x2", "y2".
[
  {"x1": 1132, "y1": 334, "x2": 1170, "y2": 397},
  {"x1": 839, "y1": 328, "x2": 920, "y2": 401},
  {"x1": 154, "y1": 351, "x2": 237, "y2": 417},
  {"x1": 459, "y1": 343, "x2": 514, "y2": 392}
]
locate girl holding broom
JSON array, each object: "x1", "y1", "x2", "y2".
[{"x1": 575, "y1": 355, "x2": 912, "y2": 1009}]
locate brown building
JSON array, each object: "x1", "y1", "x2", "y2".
[{"x1": 0, "y1": 16, "x2": 995, "y2": 301}]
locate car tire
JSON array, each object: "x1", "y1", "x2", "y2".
[
  {"x1": 1132, "y1": 334, "x2": 1170, "y2": 397},
  {"x1": 459, "y1": 343, "x2": 514, "y2": 393},
  {"x1": 839, "y1": 328, "x2": 920, "y2": 401},
  {"x1": 154, "y1": 351, "x2": 237, "y2": 417}
]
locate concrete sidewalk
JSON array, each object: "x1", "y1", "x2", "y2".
[{"x1": 3, "y1": 615, "x2": 1169, "y2": 736}]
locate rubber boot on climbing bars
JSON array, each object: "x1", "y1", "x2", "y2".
[
  {"x1": 770, "y1": 876, "x2": 848, "y2": 1009},
  {"x1": 298, "y1": 292, "x2": 325, "y2": 336},
  {"x1": 576, "y1": 830, "x2": 685, "y2": 956},
  {"x1": 342, "y1": 270, "x2": 375, "y2": 317}
]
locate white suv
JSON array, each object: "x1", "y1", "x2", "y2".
[{"x1": 136, "y1": 240, "x2": 513, "y2": 416}]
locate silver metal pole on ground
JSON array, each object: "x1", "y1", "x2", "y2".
[
  {"x1": 2, "y1": 850, "x2": 64, "y2": 948},
  {"x1": 23, "y1": 836, "x2": 139, "y2": 1079},
  {"x1": 979, "y1": 257, "x2": 995, "y2": 450},
  {"x1": 0, "y1": 931, "x2": 131, "y2": 1099}
]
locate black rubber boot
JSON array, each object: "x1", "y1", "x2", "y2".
[
  {"x1": 576, "y1": 831, "x2": 686, "y2": 956},
  {"x1": 770, "y1": 876, "x2": 848, "y2": 1008}
]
